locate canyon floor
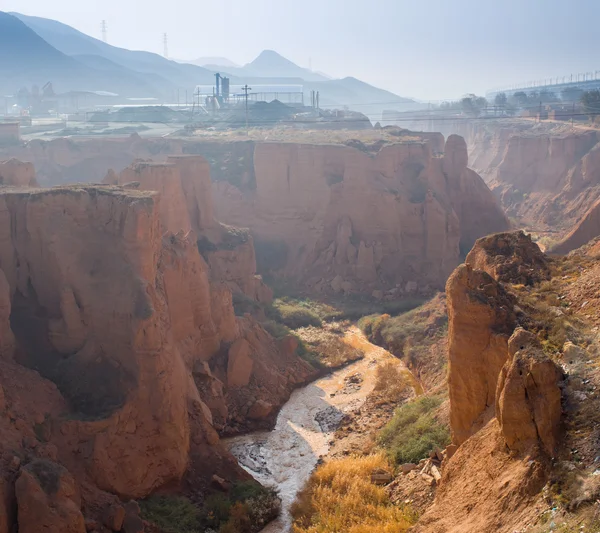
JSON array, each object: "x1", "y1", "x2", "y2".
[{"x1": 226, "y1": 326, "x2": 412, "y2": 532}]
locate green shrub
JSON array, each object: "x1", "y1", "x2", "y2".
[
  {"x1": 197, "y1": 481, "x2": 280, "y2": 533},
  {"x1": 275, "y1": 304, "x2": 322, "y2": 329},
  {"x1": 378, "y1": 396, "x2": 450, "y2": 465},
  {"x1": 261, "y1": 319, "x2": 292, "y2": 339},
  {"x1": 140, "y1": 495, "x2": 201, "y2": 533}
]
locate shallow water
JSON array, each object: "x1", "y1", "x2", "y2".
[{"x1": 225, "y1": 327, "x2": 401, "y2": 532}]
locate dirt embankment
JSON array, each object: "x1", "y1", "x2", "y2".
[{"x1": 323, "y1": 231, "x2": 600, "y2": 533}]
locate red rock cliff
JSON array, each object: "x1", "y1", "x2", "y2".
[
  {"x1": 0, "y1": 181, "x2": 312, "y2": 533},
  {"x1": 213, "y1": 136, "x2": 508, "y2": 292}
]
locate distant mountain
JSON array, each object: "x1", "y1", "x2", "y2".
[
  {"x1": 0, "y1": 11, "x2": 84, "y2": 92},
  {"x1": 0, "y1": 11, "x2": 175, "y2": 97},
  {"x1": 12, "y1": 12, "x2": 218, "y2": 92},
  {"x1": 181, "y1": 57, "x2": 239, "y2": 69},
  {"x1": 211, "y1": 50, "x2": 329, "y2": 83},
  {"x1": 4, "y1": 12, "x2": 417, "y2": 116},
  {"x1": 243, "y1": 50, "x2": 327, "y2": 82}
]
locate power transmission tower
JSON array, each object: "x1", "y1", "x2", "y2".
[
  {"x1": 242, "y1": 85, "x2": 252, "y2": 135},
  {"x1": 163, "y1": 33, "x2": 169, "y2": 58},
  {"x1": 101, "y1": 20, "x2": 107, "y2": 43}
]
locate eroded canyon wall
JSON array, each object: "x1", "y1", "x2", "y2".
[
  {"x1": 0, "y1": 160, "x2": 313, "y2": 532},
  {"x1": 416, "y1": 232, "x2": 563, "y2": 533},
  {"x1": 418, "y1": 119, "x2": 600, "y2": 247},
  {"x1": 213, "y1": 136, "x2": 509, "y2": 293},
  {"x1": 1, "y1": 133, "x2": 508, "y2": 292}
]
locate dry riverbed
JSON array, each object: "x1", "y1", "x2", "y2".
[{"x1": 226, "y1": 326, "x2": 415, "y2": 532}]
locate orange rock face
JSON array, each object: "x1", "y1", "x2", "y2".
[
  {"x1": 447, "y1": 231, "x2": 563, "y2": 449},
  {"x1": 0, "y1": 178, "x2": 314, "y2": 533},
  {"x1": 15, "y1": 460, "x2": 86, "y2": 533},
  {"x1": 466, "y1": 230, "x2": 551, "y2": 285},
  {"x1": 107, "y1": 157, "x2": 272, "y2": 305},
  {"x1": 214, "y1": 136, "x2": 508, "y2": 292},
  {"x1": 496, "y1": 329, "x2": 563, "y2": 456},
  {"x1": 551, "y1": 197, "x2": 600, "y2": 254},
  {"x1": 0, "y1": 159, "x2": 39, "y2": 187},
  {"x1": 445, "y1": 263, "x2": 516, "y2": 445}
]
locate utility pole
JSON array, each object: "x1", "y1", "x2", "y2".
[
  {"x1": 242, "y1": 84, "x2": 252, "y2": 135},
  {"x1": 163, "y1": 33, "x2": 168, "y2": 58},
  {"x1": 101, "y1": 20, "x2": 107, "y2": 43}
]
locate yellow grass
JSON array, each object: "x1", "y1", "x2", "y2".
[{"x1": 291, "y1": 454, "x2": 415, "y2": 533}]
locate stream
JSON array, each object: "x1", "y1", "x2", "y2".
[{"x1": 225, "y1": 327, "x2": 407, "y2": 532}]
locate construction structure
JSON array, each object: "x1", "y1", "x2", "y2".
[{"x1": 194, "y1": 82, "x2": 304, "y2": 106}]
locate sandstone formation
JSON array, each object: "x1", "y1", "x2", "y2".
[
  {"x1": 419, "y1": 236, "x2": 564, "y2": 532},
  {"x1": 496, "y1": 329, "x2": 562, "y2": 456},
  {"x1": 105, "y1": 157, "x2": 272, "y2": 304},
  {"x1": 445, "y1": 263, "x2": 516, "y2": 445},
  {"x1": 214, "y1": 136, "x2": 508, "y2": 292},
  {"x1": 466, "y1": 230, "x2": 551, "y2": 285},
  {"x1": 15, "y1": 460, "x2": 86, "y2": 533},
  {"x1": 423, "y1": 119, "x2": 600, "y2": 242},
  {"x1": 551, "y1": 197, "x2": 600, "y2": 255},
  {"x1": 447, "y1": 232, "x2": 562, "y2": 448},
  {"x1": 0, "y1": 133, "x2": 508, "y2": 293},
  {"x1": 0, "y1": 158, "x2": 39, "y2": 187},
  {"x1": 0, "y1": 177, "x2": 313, "y2": 532}
]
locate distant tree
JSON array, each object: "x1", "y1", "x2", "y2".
[
  {"x1": 581, "y1": 90, "x2": 600, "y2": 118},
  {"x1": 539, "y1": 90, "x2": 558, "y2": 103},
  {"x1": 527, "y1": 91, "x2": 540, "y2": 104},
  {"x1": 512, "y1": 91, "x2": 528, "y2": 107},
  {"x1": 440, "y1": 100, "x2": 461, "y2": 110},
  {"x1": 504, "y1": 103, "x2": 517, "y2": 117},
  {"x1": 561, "y1": 86, "x2": 584, "y2": 103},
  {"x1": 494, "y1": 92, "x2": 507, "y2": 108},
  {"x1": 461, "y1": 94, "x2": 488, "y2": 116},
  {"x1": 494, "y1": 93, "x2": 507, "y2": 115}
]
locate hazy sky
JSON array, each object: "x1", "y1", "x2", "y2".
[{"x1": 4, "y1": 0, "x2": 600, "y2": 100}]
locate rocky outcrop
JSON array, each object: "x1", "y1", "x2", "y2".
[
  {"x1": 106, "y1": 158, "x2": 272, "y2": 304},
  {"x1": 214, "y1": 136, "x2": 508, "y2": 292},
  {"x1": 0, "y1": 159, "x2": 39, "y2": 187},
  {"x1": 0, "y1": 181, "x2": 313, "y2": 532},
  {"x1": 496, "y1": 329, "x2": 563, "y2": 456},
  {"x1": 466, "y1": 230, "x2": 551, "y2": 285},
  {"x1": 15, "y1": 460, "x2": 86, "y2": 533},
  {"x1": 446, "y1": 263, "x2": 517, "y2": 445},
  {"x1": 551, "y1": 197, "x2": 600, "y2": 255}
]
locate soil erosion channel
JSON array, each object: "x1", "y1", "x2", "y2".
[{"x1": 226, "y1": 326, "x2": 414, "y2": 532}]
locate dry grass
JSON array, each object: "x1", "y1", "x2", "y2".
[
  {"x1": 510, "y1": 279, "x2": 586, "y2": 356},
  {"x1": 291, "y1": 454, "x2": 416, "y2": 533},
  {"x1": 295, "y1": 323, "x2": 363, "y2": 368},
  {"x1": 372, "y1": 361, "x2": 412, "y2": 404}
]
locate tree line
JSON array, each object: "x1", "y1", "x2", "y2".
[{"x1": 437, "y1": 86, "x2": 600, "y2": 118}]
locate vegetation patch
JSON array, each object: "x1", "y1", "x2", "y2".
[
  {"x1": 358, "y1": 294, "x2": 447, "y2": 385},
  {"x1": 378, "y1": 395, "x2": 450, "y2": 466},
  {"x1": 141, "y1": 495, "x2": 202, "y2": 533},
  {"x1": 295, "y1": 324, "x2": 363, "y2": 368},
  {"x1": 141, "y1": 482, "x2": 280, "y2": 533},
  {"x1": 291, "y1": 453, "x2": 416, "y2": 533},
  {"x1": 273, "y1": 302, "x2": 323, "y2": 329}
]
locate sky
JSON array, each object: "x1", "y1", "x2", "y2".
[{"x1": 3, "y1": 0, "x2": 600, "y2": 101}]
